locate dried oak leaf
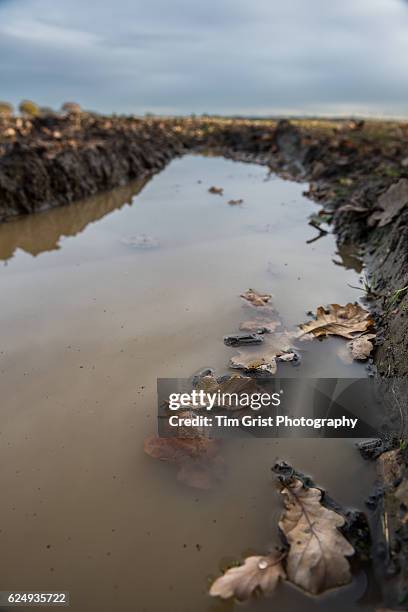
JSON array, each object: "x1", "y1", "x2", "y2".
[
  {"x1": 299, "y1": 303, "x2": 373, "y2": 340},
  {"x1": 279, "y1": 478, "x2": 354, "y2": 595},
  {"x1": 208, "y1": 186, "x2": 223, "y2": 195},
  {"x1": 347, "y1": 333, "x2": 376, "y2": 360},
  {"x1": 230, "y1": 333, "x2": 296, "y2": 375},
  {"x1": 368, "y1": 179, "x2": 408, "y2": 228},
  {"x1": 209, "y1": 551, "x2": 286, "y2": 600},
  {"x1": 240, "y1": 289, "x2": 272, "y2": 307}
]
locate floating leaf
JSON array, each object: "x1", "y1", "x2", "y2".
[
  {"x1": 279, "y1": 478, "x2": 354, "y2": 594},
  {"x1": 240, "y1": 289, "x2": 272, "y2": 307},
  {"x1": 230, "y1": 333, "x2": 296, "y2": 375},
  {"x1": 209, "y1": 551, "x2": 286, "y2": 600},
  {"x1": 299, "y1": 303, "x2": 374, "y2": 339},
  {"x1": 208, "y1": 186, "x2": 223, "y2": 195}
]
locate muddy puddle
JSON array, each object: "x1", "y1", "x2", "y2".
[{"x1": 0, "y1": 156, "x2": 376, "y2": 611}]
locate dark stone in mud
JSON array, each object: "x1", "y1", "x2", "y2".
[
  {"x1": 223, "y1": 333, "x2": 264, "y2": 347},
  {"x1": 357, "y1": 437, "x2": 399, "y2": 461}
]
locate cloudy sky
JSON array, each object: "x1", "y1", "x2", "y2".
[{"x1": 1, "y1": 0, "x2": 408, "y2": 116}]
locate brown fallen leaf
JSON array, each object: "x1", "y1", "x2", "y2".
[
  {"x1": 240, "y1": 289, "x2": 272, "y2": 307},
  {"x1": 209, "y1": 551, "x2": 286, "y2": 600},
  {"x1": 299, "y1": 303, "x2": 374, "y2": 339},
  {"x1": 209, "y1": 186, "x2": 223, "y2": 195},
  {"x1": 231, "y1": 352, "x2": 278, "y2": 375},
  {"x1": 368, "y1": 179, "x2": 408, "y2": 227},
  {"x1": 230, "y1": 333, "x2": 296, "y2": 375},
  {"x1": 279, "y1": 478, "x2": 354, "y2": 595},
  {"x1": 347, "y1": 333, "x2": 376, "y2": 360}
]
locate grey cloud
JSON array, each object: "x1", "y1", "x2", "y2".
[{"x1": 0, "y1": 0, "x2": 408, "y2": 115}]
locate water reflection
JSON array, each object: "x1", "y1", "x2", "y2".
[
  {"x1": 333, "y1": 243, "x2": 363, "y2": 273},
  {"x1": 0, "y1": 177, "x2": 149, "y2": 261}
]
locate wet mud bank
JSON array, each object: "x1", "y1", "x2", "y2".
[{"x1": 0, "y1": 114, "x2": 185, "y2": 221}]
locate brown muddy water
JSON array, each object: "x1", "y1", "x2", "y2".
[{"x1": 0, "y1": 156, "x2": 376, "y2": 612}]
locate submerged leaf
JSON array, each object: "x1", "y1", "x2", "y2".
[
  {"x1": 279, "y1": 478, "x2": 354, "y2": 595},
  {"x1": 299, "y1": 303, "x2": 374, "y2": 339},
  {"x1": 230, "y1": 353, "x2": 277, "y2": 374},
  {"x1": 209, "y1": 551, "x2": 286, "y2": 600},
  {"x1": 230, "y1": 333, "x2": 296, "y2": 375},
  {"x1": 240, "y1": 289, "x2": 272, "y2": 307}
]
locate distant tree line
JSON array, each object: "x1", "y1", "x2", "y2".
[{"x1": 0, "y1": 100, "x2": 82, "y2": 117}]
